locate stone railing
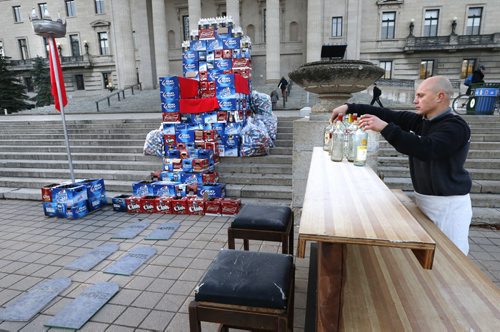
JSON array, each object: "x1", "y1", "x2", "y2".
[{"x1": 404, "y1": 33, "x2": 500, "y2": 53}]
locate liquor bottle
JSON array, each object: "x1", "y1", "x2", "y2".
[
  {"x1": 353, "y1": 124, "x2": 368, "y2": 166},
  {"x1": 346, "y1": 114, "x2": 358, "y2": 162},
  {"x1": 330, "y1": 115, "x2": 345, "y2": 162},
  {"x1": 323, "y1": 122, "x2": 333, "y2": 151}
]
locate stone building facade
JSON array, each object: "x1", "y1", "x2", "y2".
[{"x1": 0, "y1": 0, "x2": 498, "y2": 98}]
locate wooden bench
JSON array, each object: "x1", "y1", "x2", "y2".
[{"x1": 338, "y1": 190, "x2": 500, "y2": 330}]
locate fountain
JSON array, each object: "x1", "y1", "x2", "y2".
[
  {"x1": 289, "y1": 47, "x2": 384, "y2": 207},
  {"x1": 289, "y1": 59, "x2": 384, "y2": 114}
]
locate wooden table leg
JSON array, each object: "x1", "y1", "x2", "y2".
[{"x1": 316, "y1": 242, "x2": 345, "y2": 332}]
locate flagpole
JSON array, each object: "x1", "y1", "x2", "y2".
[{"x1": 48, "y1": 37, "x2": 75, "y2": 183}]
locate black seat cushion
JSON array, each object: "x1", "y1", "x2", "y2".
[
  {"x1": 231, "y1": 204, "x2": 291, "y2": 231},
  {"x1": 195, "y1": 250, "x2": 293, "y2": 309}
]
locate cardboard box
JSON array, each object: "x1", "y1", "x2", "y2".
[
  {"x1": 156, "y1": 197, "x2": 172, "y2": 214},
  {"x1": 204, "y1": 198, "x2": 222, "y2": 215},
  {"x1": 41, "y1": 183, "x2": 60, "y2": 202},
  {"x1": 162, "y1": 112, "x2": 181, "y2": 123},
  {"x1": 197, "y1": 183, "x2": 226, "y2": 199},
  {"x1": 152, "y1": 181, "x2": 180, "y2": 197},
  {"x1": 42, "y1": 202, "x2": 58, "y2": 217},
  {"x1": 171, "y1": 197, "x2": 188, "y2": 214},
  {"x1": 125, "y1": 196, "x2": 142, "y2": 213},
  {"x1": 112, "y1": 194, "x2": 132, "y2": 212},
  {"x1": 187, "y1": 197, "x2": 205, "y2": 215},
  {"x1": 161, "y1": 100, "x2": 180, "y2": 113},
  {"x1": 220, "y1": 198, "x2": 241, "y2": 215},
  {"x1": 202, "y1": 172, "x2": 219, "y2": 184},
  {"x1": 141, "y1": 195, "x2": 158, "y2": 213},
  {"x1": 63, "y1": 200, "x2": 89, "y2": 219},
  {"x1": 51, "y1": 183, "x2": 88, "y2": 205},
  {"x1": 132, "y1": 180, "x2": 155, "y2": 197}
]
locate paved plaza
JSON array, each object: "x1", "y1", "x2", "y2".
[{"x1": 0, "y1": 199, "x2": 498, "y2": 331}]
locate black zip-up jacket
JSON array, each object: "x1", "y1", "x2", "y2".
[{"x1": 346, "y1": 104, "x2": 472, "y2": 196}]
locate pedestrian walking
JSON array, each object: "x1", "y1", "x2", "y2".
[
  {"x1": 278, "y1": 77, "x2": 289, "y2": 101},
  {"x1": 370, "y1": 83, "x2": 383, "y2": 107},
  {"x1": 465, "y1": 65, "x2": 485, "y2": 95},
  {"x1": 270, "y1": 90, "x2": 279, "y2": 110}
]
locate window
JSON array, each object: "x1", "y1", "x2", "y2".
[
  {"x1": 466, "y1": 7, "x2": 482, "y2": 35},
  {"x1": 420, "y1": 60, "x2": 434, "y2": 79},
  {"x1": 24, "y1": 77, "x2": 34, "y2": 92},
  {"x1": 263, "y1": 9, "x2": 267, "y2": 42},
  {"x1": 43, "y1": 37, "x2": 49, "y2": 57},
  {"x1": 95, "y1": 0, "x2": 105, "y2": 14},
  {"x1": 38, "y1": 3, "x2": 48, "y2": 18},
  {"x1": 461, "y1": 59, "x2": 476, "y2": 79},
  {"x1": 65, "y1": 0, "x2": 76, "y2": 17},
  {"x1": 102, "y1": 72, "x2": 111, "y2": 89},
  {"x1": 424, "y1": 9, "x2": 439, "y2": 37},
  {"x1": 331, "y1": 17, "x2": 343, "y2": 37},
  {"x1": 379, "y1": 61, "x2": 392, "y2": 79},
  {"x1": 0, "y1": 41, "x2": 4, "y2": 57},
  {"x1": 289, "y1": 22, "x2": 299, "y2": 41},
  {"x1": 13, "y1": 6, "x2": 22, "y2": 23},
  {"x1": 18, "y1": 38, "x2": 29, "y2": 60},
  {"x1": 75, "y1": 74, "x2": 85, "y2": 90},
  {"x1": 98, "y1": 32, "x2": 109, "y2": 55},
  {"x1": 69, "y1": 34, "x2": 80, "y2": 56},
  {"x1": 182, "y1": 15, "x2": 189, "y2": 41},
  {"x1": 381, "y1": 12, "x2": 396, "y2": 39}
]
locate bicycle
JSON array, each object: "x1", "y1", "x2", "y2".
[{"x1": 452, "y1": 93, "x2": 471, "y2": 115}]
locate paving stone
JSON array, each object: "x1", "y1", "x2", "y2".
[
  {"x1": 90, "y1": 303, "x2": 127, "y2": 324},
  {"x1": 132, "y1": 291, "x2": 163, "y2": 309},
  {"x1": 139, "y1": 309, "x2": 174, "y2": 331},
  {"x1": 113, "y1": 307, "x2": 150, "y2": 327}
]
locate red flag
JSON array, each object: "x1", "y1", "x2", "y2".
[{"x1": 48, "y1": 37, "x2": 67, "y2": 112}]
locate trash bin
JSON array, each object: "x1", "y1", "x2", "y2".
[{"x1": 467, "y1": 88, "x2": 498, "y2": 115}]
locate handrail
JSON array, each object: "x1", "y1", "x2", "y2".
[{"x1": 95, "y1": 83, "x2": 142, "y2": 112}]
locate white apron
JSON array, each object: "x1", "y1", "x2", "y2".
[{"x1": 414, "y1": 192, "x2": 472, "y2": 255}]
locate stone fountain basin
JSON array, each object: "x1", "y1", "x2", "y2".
[{"x1": 289, "y1": 60, "x2": 385, "y2": 94}]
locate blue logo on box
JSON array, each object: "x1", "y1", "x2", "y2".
[
  {"x1": 182, "y1": 51, "x2": 199, "y2": 62},
  {"x1": 218, "y1": 99, "x2": 238, "y2": 110},
  {"x1": 223, "y1": 38, "x2": 240, "y2": 50},
  {"x1": 162, "y1": 101, "x2": 180, "y2": 113},
  {"x1": 214, "y1": 59, "x2": 232, "y2": 71},
  {"x1": 176, "y1": 129, "x2": 195, "y2": 143},
  {"x1": 159, "y1": 76, "x2": 180, "y2": 92}
]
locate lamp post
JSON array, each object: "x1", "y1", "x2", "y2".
[
  {"x1": 30, "y1": 7, "x2": 75, "y2": 183},
  {"x1": 409, "y1": 18, "x2": 415, "y2": 36},
  {"x1": 451, "y1": 17, "x2": 458, "y2": 35}
]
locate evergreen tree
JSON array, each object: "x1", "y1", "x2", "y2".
[
  {"x1": 31, "y1": 56, "x2": 52, "y2": 107},
  {"x1": 0, "y1": 56, "x2": 32, "y2": 113}
]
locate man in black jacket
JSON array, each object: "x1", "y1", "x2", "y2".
[
  {"x1": 370, "y1": 83, "x2": 383, "y2": 107},
  {"x1": 330, "y1": 76, "x2": 473, "y2": 254}
]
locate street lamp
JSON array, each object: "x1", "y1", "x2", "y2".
[
  {"x1": 83, "y1": 40, "x2": 89, "y2": 54},
  {"x1": 30, "y1": 7, "x2": 75, "y2": 183},
  {"x1": 409, "y1": 18, "x2": 415, "y2": 36},
  {"x1": 451, "y1": 17, "x2": 458, "y2": 35}
]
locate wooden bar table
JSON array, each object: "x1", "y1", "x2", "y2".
[{"x1": 298, "y1": 147, "x2": 436, "y2": 331}]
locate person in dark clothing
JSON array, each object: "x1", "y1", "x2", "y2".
[
  {"x1": 370, "y1": 83, "x2": 383, "y2": 107},
  {"x1": 466, "y1": 65, "x2": 485, "y2": 95},
  {"x1": 278, "y1": 77, "x2": 289, "y2": 100},
  {"x1": 330, "y1": 76, "x2": 473, "y2": 254}
]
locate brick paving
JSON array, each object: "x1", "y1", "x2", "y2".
[{"x1": 0, "y1": 200, "x2": 498, "y2": 331}]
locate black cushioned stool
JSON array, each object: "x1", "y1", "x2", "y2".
[
  {"x1": 189, "y1": 250, "x2": 295, "y2": 331},
  {"x1": 228, "y1": 204, "x2": 294, "y2": 254}
]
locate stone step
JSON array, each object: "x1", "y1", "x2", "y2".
[
  {"x1": 0, "y1": 133, "x2": 151, "y2": 140},
  {"x1": 0, "y1": 167, "x2": 151, "y2": 182},
  {"x1": 216, "y1": 163, "x2": 292, "y2": 175},
  {"x1": 0, "y1": 145, "x2": 145, "y2": 154},
  {"x1": 219, "y1": 155, "x2": 292, "y2": 165},
  {"x1": 0, "y1": 139, "x2": 146, "y2": 146},
  {"x1": 219, "y1": 173, "x2": 292, "y2": 186},
  {"x1": 0, "y1": 159, "x2": 161, "y2": 171},
  {"x1": 226, "y1": 184, "x2": 292, "y2": 200},
  {"x1": 379, "y1": 156, "x2": 500, "y2": 169},
  {"x1": 379, "y1": 166, "x2": 500, "y2": 181},
  {"x1": 0, "y1": 151, "x2": 152, "y2": 162},
  {"x1": 382, "y1": 177, "x2": 500, "y2": 208},
  {"x1": 269, "y1": 147, "x2": 292, "y2": 155},
  {"x1": 379, "y1": 148, "x2": 500, "y2": 159}
]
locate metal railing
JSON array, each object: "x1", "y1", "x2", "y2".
[{"x1": 95, "y1": 83, "x2": 142, "y2": 112}]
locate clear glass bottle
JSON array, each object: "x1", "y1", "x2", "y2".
[
  {"x1": 323, "y1": 122, "x2": 333, "y2": 151},
  {"x1": 346, "y1": 114, "x2": 358, "y2": 162},
  {"x1": 330, "y1": 115, "x2": 345, "y2": 162},
  {"x1": 353, "y1": 124, "x2": 368, "y2": 166}
]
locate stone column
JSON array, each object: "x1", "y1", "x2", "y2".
[
  {"x1": 226, "y1": 0, "x2": 240, "y2": 28},
  {"x1": 152, "y1": 0, "x2": 170, "y2": 80},
  {"x1": 188, "y1": 0, "x2": 201, "y2": 34},
  {"x1": 266, "y1": 0, "x2": 280, "y2": 82},
  {"x1": 110, "y1": 0, "x2": 137, "y2": 88},
  {"x1": 346, "y1": 0, "x2": 361, "y2": 59},
  {"x1": 306, "y1": 0, "x2": 323, "y2": 62}
]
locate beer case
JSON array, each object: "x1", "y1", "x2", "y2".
[
  {"x1": 171, "y1": 197, "x2": 188, "y2": 215},
  {"x1": 197, "y1": 183, "x2": 226, "y2": 199},
  {"x1": 220, "y1": 198, "x2": 241, "y2": 215},
  {"x1": 51, "y1": 183, "x2": 88, "y2": 206},
  {"x1": 141, "y1": 195, "x2": 158, "y2": 213},
  {"x1": 112, "y1": 194, "x2": 132, "y2": 212},
  {"x1": 155, "y1": 196, "x2": 172, "y2": 214},
  {"x1": 125, "y1": 196, "x2": 142, "y2": 213},
  {"x1": 204, "y1": 198, "x2": 222, "y2": 215},
  {"x1": 132, "y1": 180, "x2": 155, "y2": 197},
  {"x1": 187, "y1": 197, "x2": 205, "y2": 215},
  {"x1": 41, "y1": 183, "x2": 60, "y2": 202}
]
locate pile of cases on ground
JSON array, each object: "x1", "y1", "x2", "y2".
[
  {"x1": 42, "y1": 179, "x2": 107, "y2": 219},
  {"x1": 39, "y1": 17, "x2": 277, "y2": 218}
]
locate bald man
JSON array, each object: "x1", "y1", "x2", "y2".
[{"x1": 331, "y1": 76, "x2": 473, "y2": 255}]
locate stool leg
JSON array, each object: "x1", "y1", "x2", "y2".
[
  {"x1": 243, "y1": 239, "x2": 249, "y2": 251},
  {"x1": 282, "y1": 234, "x2": 288, "y2": 255},
  {"x1": 188, "y1": 302, "x2": 202, "y2": 332},
  {"x1": 228, "y1": 228, "x2": 235, "y2": 249},
  {"x1": 289, "y1": 215, "x2": 294, "y2": 255}
]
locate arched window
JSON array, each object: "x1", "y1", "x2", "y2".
[
  {"x1": 168, "y1": 30, "x2": 176, "y2": 49},
  {"x1": 246, "y1": 24, "x2": 255, "y2": 43},
  {"x1": 289, "y1": 21, "x2": 299, "y2": 41}
]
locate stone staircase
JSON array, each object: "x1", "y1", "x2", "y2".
[
  {"x1": 0, "y1": 115, "x2": 296, "y2": 206},
  {"x1": 377, "y1": 115, "x2": 500, "y2": 225}
]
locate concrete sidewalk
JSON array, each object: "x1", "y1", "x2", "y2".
[{"x1": 0, "y1": 199, "x2": 498, "y2": 331}]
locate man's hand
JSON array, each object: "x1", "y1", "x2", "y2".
[
  {"x1": 358, "y1": 114, "x2": 387, "y2": 133},
  {"x1": 330, "y1": 104, "x2": 349, "y2": 123}
]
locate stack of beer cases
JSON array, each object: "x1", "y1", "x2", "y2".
[
  {"x1": 115, "y1": 17, "x2": 252, "y2": 216},
  {"x1": 41, "y1": 179, "x2": 107, "y2": 219}
]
